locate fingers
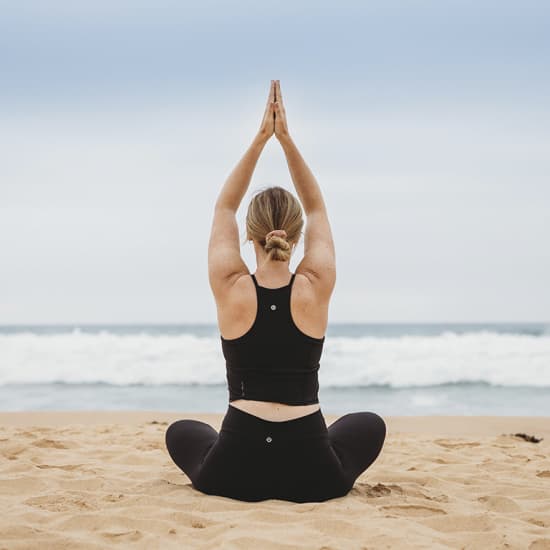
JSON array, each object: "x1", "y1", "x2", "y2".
[
  {"x1": 262, "y1": 81, "x2": 275, "y2": 123},
  {"x1": 267, "y1": 80, "x2": 275, "y2": 105},
  {"x1": 258, "y1": 82, "x2": 276, "y2": 138},
  {"x1": 276, "y1": 80, "x2": 283, "y2": 103}
]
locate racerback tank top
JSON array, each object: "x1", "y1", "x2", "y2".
[{"x1": 220, "y1": 272, "x2": 325, "y2": 406}]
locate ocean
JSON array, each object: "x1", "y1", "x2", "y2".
[{"x1": 1, "y1": 323, "x2": 549, "y2": 415}]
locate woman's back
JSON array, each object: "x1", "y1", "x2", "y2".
[{"x1": 219, "y1": 270, "x2": 328, "y2": 420}]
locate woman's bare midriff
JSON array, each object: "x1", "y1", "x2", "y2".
[{"x1": 229, "y1": 399, "x2": 320, "y2": 421}]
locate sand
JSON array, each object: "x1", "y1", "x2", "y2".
[{"x1": 1, "y1": 411, "x2": 549, "y2": 550}]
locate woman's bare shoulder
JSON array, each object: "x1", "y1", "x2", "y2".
[
  {"x1": 210, "y1": 270, "x2": 252, "y2": 305},
  {"x1": 294, "y1": 267, "x2": 335, "y2": 303}
]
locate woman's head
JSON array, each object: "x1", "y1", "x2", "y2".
[{"x1": 244, "y1": 186, "x2": 304, "y2": 262}]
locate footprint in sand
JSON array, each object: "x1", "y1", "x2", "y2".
[
  {"x1": 398, "y1": 486, "x2": 449, "y2": 503},
  {"x1": 101, "y1": 530, "x2": 143, "y2": 542},
  {"x1": 34, "y1": 463, "x2": 83, "y2": 471},
  {"x1": 191, "y1": 521, "x2": 206, "y2": 529},
  {"x1": 536, "y1": 470, "x2": 550, "y2": 478},
  {"x1": 33, "y1": 439, "x2": 70, "y2": 449},
  {"x1": 477, "y1": 495, "x2": 520, "y2": 513},
  {"x1": 353, "y1": 483, "x2": 403, "y2": 498},
  {"x1": 24, "y1": 494, "x2": 96, "y2": 512},
  {"x1": 381, "y1": 504, "x2": 446, "y2": 517},
  {"x1": 434, "y1": 439, "x2": 480, "y2": 449},
  {"x1": 526, "y1": 517, "x2": 550, "y2": 528},
  {"x1": 1, "y1": 444, "x2": 27, "y2": 460},
  {"x1": 103, "y1": 493, "x2": 125, "y2": 502}
]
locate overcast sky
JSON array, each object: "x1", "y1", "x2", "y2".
[{"x1": 1, "y1": 1, "x2": 549, "y2": 324}]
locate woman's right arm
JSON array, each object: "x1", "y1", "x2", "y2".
[{"x1": 274, "y1": 81, "x2": 336, "y2": 296}]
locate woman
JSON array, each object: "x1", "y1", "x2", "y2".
[{"x1": 165, "y1": 80, "x2": 386, "y2": 502}]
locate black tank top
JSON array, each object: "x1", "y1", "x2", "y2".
[{"x1": 220, "y1": 272, "x2": 325, "y2": 405}]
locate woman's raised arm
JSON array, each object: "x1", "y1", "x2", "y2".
[
  {"x1": 274, "y1": 81, "x2": 336, "y2": 290},
  {"x1": 214, "y1": 81, "x2": 276, "y2": 212},
  {"x1": 208, "y1": 81, "x2": 276, "y2": 294},
  {"x1": 274, "y1": 81, "x2": 326, "y2": 216}
]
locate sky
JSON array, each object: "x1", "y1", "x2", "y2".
[{"x1": 1, "y1": 0, "x2": 549, "y2": 324}]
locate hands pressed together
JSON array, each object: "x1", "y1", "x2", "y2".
[{"x1": 257, "y1": 80, "x2": 290, "y2": 144}]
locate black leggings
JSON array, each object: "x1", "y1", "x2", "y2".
[{"x1": 165, "y1": 405, "x2": 386, "y2": 503}]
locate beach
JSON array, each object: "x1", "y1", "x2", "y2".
[{"x1": 1, "y1": 412, "x2": 549, "y2": 549}]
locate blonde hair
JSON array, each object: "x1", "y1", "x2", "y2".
[{"x1": 244, "y1": 186, "x2": 304, "y2": 262}]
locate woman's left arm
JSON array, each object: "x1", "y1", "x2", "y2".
[
  {"x1": 208, "y1": 81, "x2": 275, "y2": 294},
  {"x1": 214, "y1": 81, "x2": 275, "y2": 210},
  {"x1": 214, "y1": 135, "x2": 269, "y2": 211}
]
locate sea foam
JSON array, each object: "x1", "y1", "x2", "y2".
[{"x1": 1, "y1": 329, "x2": 549, "y2": 387}]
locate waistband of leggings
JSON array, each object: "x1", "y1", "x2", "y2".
[{"x1": 221, "y1": 404, "x2": 327, "y2": 438}]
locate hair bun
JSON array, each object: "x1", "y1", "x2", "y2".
[
  {"x1": 264, "y1": 235, "x2": 291, "y2": 252},
  {"x1": 265, "y1": 229, "x2": 288, "y2": 241},
  {"x1": 264, "y1": 229, "x2": 290, "y2": 254}
]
